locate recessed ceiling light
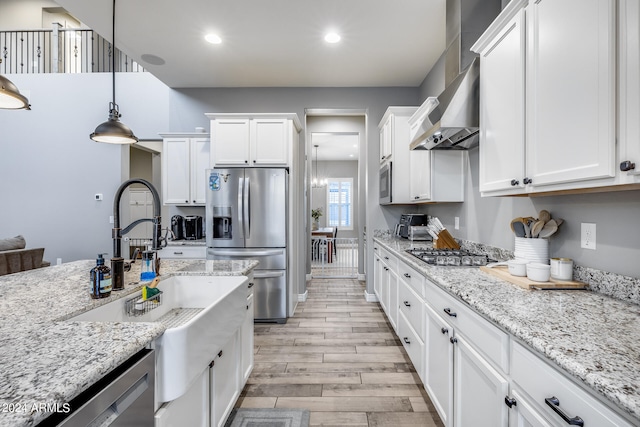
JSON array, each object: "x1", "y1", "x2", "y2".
[
  {"x1": 205, "y1": 34, "x2": 222, "y2": 44},
  {"x1": 324, "y1": 32, "x2": 341, "y2": 44}
]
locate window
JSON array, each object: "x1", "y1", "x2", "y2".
[{"x1": 327, "y1": 178, "x2": 353, "y2": 230}]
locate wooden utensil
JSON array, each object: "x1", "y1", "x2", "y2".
[
  {"x1": 538, "y1": 210, "x2": 551, "y2": 224},
  {"x1": 538, "y1": 219, "x2": 558, "y2": 238},
  {"x1": 530, "y1": 220, "x2": 545, "y2": 238}
]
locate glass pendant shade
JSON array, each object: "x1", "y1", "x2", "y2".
[
  {"x1": 90, "y1": 102, "x2": 138, "y2": 144},
  {"x1": 0, "y1": 74, "x2": 30, "y2": 110}
]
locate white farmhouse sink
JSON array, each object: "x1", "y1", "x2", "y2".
[{"x1": 71, "y1": 275, "x2": 248, "y2": 402}]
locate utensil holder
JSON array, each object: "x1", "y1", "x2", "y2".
[{"x1": 514, "y1": 237, "x2": 549, "y2": 264}]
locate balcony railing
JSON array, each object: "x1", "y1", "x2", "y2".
[{"x1": 0, "y1": 25, "x2": 144, "y2": 75}]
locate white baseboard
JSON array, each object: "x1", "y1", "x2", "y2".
[
  {"x1": 305, "y1": 273, "x2": 312, "y2": 282},
  {"x1": 358, "y1": 273, "x2": 366, "y2": 281},
  {"x1": 364, "y1": 290, "x2": 379, "y2": 302},
  {"x1": 298, "y1": 291, "x2": 308, "y2": 302}
]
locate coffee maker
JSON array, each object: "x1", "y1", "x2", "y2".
[
  {"x1": 170, "y1": 215, "x2": 184, "y2": 240},
  {"x1": 184, "y1": 216, "x2": 203, "y2": 240}
]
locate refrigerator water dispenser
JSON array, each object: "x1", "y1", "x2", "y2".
[{"x1": 212, "y1": 206, "x2": 232, "y2": 239}]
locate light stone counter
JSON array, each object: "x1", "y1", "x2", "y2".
[
  {"x1": 374, "y1": 236, "x2": 640, "y2": 423},
  {"x1": 0, "y1": 258, "x2": 258, "y2": 427}
]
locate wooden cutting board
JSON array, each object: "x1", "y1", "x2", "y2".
[{"x1": 479, "y1": 266, "x2": 587, "y2": 290}]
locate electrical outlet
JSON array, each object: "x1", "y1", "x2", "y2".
[
  {"x1": 109, "y1": 215, "x2": 114, "y2": 224},
  {"x1": 454, "y1": 217, "x2": 460, "y2": 230},
  {"x1": 581, "y1": 223, "x2": 596, "y2": 250}
]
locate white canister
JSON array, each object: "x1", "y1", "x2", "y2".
[{"x1": 550, "y1": 258, "x2": 573, "y2": 280}]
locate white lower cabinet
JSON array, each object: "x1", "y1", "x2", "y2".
[
  {"x1": 372, "y1": 243, "x2": 635, "y2": 427},
  {"x1": 241, "y1": 293, "x2": 255, "y2": 384},
  {"x1": 424, "y1": 303, "x2": 454, "y2": 426},
  {"x1": 453, "y1": 334, "x2": 509, "y2": 427},
  {"x1": 211, "y1": 332, "x2": 240, "y2": 427},
  {"x1": 155, "y1": 366, "x2": 209, "y2": 427}
]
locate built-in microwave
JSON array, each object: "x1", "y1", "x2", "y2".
[{"x1": 379, "y1": 162, "x2": 392, "y2": 204}]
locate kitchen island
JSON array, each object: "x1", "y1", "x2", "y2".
[
  {"x1": 0, "y1": 259, "x2": 258, "y2": 427},
  {"x1": 373, "y1": 236, "x2": 640, "y2": 425}
]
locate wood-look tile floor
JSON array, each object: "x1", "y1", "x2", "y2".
[{"x1": 235, "y1": 278, "x2": 445, "y2": 427}]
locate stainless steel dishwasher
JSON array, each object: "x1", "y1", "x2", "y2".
[{"x1": 43, "y1": 349, "x2": 155, "y2": 427}]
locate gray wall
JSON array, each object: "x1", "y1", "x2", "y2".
[
  {"x1": 0, "y1": 72, "x2": 170, "y2": 263},
  {"x1": 311, "y1": 160, "x2": 359, "y2": 239}
]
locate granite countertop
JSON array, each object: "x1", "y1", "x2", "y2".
[
  {"x1": 0, "y1": 258, "x2": 258, "y2": 427},
  {"x1": 373, "y1": 236, "x2": 640, "y2": 422}
]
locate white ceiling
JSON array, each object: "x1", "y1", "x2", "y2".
[
  {"x1": 311, "y1": 133, "x2": 359, "y2": 161},
  {"x1": 53, "y1": 0, "x2": 446, "y2": 88}
]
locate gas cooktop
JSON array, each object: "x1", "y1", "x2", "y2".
[{"x1": 406, "y1": 248, "x2": 493, "y2": 267}]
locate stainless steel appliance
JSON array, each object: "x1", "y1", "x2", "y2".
[
  {"x1": 397, "y1": 214, "x2": 427, "y2": 238},
  {"x1": 49, "y1": 349, "x2": 154, "y2": 426},
  {"x1": 408, "y1": 226, "x2": 431, "y2": 241},
  {"x1": 206, "y1": 168, "x2": 288, "y2": 323},
  {"x1": 379, "y1": 162, "x2": 392, "y2": 204},
  {"x1": 406, "y1": 248, "x2": 492, "y2": 266},
  {"x1": 183, "y1": 215, "x2": 203, "y2": 240}
]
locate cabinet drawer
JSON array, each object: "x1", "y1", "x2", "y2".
[
  {"x1": 397, "y1": 262, "x2": 425, "y2": 298},
  {"x1": 398, "y1": 281, "x2": 424, "y2": 338},
  {"x1": 425, "y1": 279, "x2": 509, "y2": 374},
  {"x1": 159, "y1": 246, "x2": 206, "y2": 259},
  {"x1": 380, "y1": 248, "x2": 397, "y2": 271},
  {"x1": 398, "y1": 311, "x2": 424, "y2": 384},
  {"x1": 511, "y1": 342, "x2": 633, "y2": 427}
]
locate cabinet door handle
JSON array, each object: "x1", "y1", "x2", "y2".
[
  {"x1": 523, "y1": 177, "x2": 533, "y2": 185},
  {"x1": 403, "y1": 301, "x2": 411, "y2": 307},
  {"x1": 443, "y1": 308, "x2": 457, "y2": 317},
  {"x1": 383, "y1": 267, "x2": 389, "y2": 271},
  {"x1": 193, "y1": 200, "x2": 196, "y2": 203},
  {"x1": 504, "y1": 396, "x2": 517, "y2": 408},
  {"x1": 449, "y1": 337, "x2": 457, "y2": 344},
  {"x1": 185, "y1": 200, "x2": 189, "y2": 203},
  {"x1": 620, "y1": 160, "x2": 636, "y2": 171},
  {"x1": 510, "y1": 179, "x2": 519, "y2": 186},
  {"x1": 248, "y1": 282, "x2": 254, "y2": 288},
  {"x1": 218, "y1": 350, "x2": 223, "y2": 358},
  {"x1": 414, "y1": 196, "x2": 420, "y2": 200},
  {"x1": 384, "y1": 256, "x2": 389, "y2": 260},
  {"x1": 245, "y1": 160, "x2": 248, "y2": 163},
  {"x1": 441, "y1": 327, "x2": 448, "y2": 335},
  {"x1": 403, "y1": 273, "x2": 411, "y2": 278},
  {"x1": 545, "y1": 397, "x2": 584, "y2": 426},
  {"x1": 403, "y1": 337, "x2": 411, "y2": 345}
]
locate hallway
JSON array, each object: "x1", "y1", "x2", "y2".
[{"x1": 235, "y1": 278, "x2": 445, "y2": 426}]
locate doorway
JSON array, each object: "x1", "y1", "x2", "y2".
[{"x1": 305, "y1": 112, "x2": 366, "y2": 280}]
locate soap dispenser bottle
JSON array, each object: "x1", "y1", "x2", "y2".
[{"x1": 90, "y1": 254, "x2": 112, "y2": 299}]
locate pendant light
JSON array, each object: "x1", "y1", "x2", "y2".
[
  {"x1": 90, "y1": 0, "x2": 138, "y2": 144},
  {"x1": 312, "y1": 144, "x2": 327, "y2": 188},
  {"x1": 0, "y1": 60, "x2": 30, "y2": 110}
]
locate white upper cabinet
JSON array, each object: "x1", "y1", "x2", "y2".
[
  {"x1": 472, "y1": 0, "x2": 617, "y2": 196},
  {"x1": 475, "y1": 6, "x2": 526, "y2": 194},
  {"x1": 380, "y1": 118, "x2": 393, "y2": 164},
  {"x1": 525, "y1": 0, "x2": 615, "y2": 188},
  {"x1": 161, "y1": 134, "x2": 210, "y2": 205},
  {"x1": 208, "y1": 114, "x2": 301, "y2": 167},
  {"x1": 619, "y1": 0, "x2": 640, "y2": 185}
]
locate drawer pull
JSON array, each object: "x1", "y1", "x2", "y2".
[
  {"x1": 449, "y1": 337, "x2": 457, "y2": 344},
  {"x1": 403, "y1": 301, "x2": 411, "y2": 307},
  {"x1": 441, "y1": 327, "x2": 448, "y2": 335},
  {"x1": 545, "y1": 397, "x2": 584, "y2": 426},
  {"x1": 403, "y1": 337, "x2": 411, "y2": 345},
  {"x1": 218, "y1": 350, "x2": 223, "y2": 358},
  {"x1": 504, "y1": 396, "x2": 517, "y2": 408},
  {"x1": 173, "y1": 251, "x2": 183, "y2": 255},
  {"x1": 384, "y1": 266, "x2": 389, "y2": 271},
  {"x1": 403, "y1": 273, "x2": 411, "y2": 278},
  {"x1": 384, "y1": 256, "x2": 389, "y2": 260},
  {"x1": 248, "y1": 282, "x2": 254, "y2": 288},
  {"x1": 443, "y1": 308, "x2": 457, "y2": 317}
]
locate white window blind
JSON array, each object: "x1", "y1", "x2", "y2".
[{"x1": 327, "y1": 178, "x2": 353, "y2": 230}]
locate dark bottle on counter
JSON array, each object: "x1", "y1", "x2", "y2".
[{"x1": 90, "y1": 254, "x2": 112, "y2": 299}]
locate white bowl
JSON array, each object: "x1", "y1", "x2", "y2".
[
  {"x1": 527, "y1": 262, "x2": 551, "y2": 282},
  {"x1": 507, "y1": 259, "x2": 528, "y2": 276}
]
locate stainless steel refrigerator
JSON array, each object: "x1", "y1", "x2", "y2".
[{"x1": 205, "y1": 168, "x2": 288, "y2": 323}]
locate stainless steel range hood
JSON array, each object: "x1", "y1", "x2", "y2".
[
  {"x1": 410, "y1": 57, "x2": 480, "y2": 150},
  {"x1": 410, "y1": 0, "x2": 500, "y2": 150}
]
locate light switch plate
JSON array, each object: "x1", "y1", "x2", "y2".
[
  {"x1": 581, "y1": 223, "x2": 596, "y2": 250},
  {"x1": 454, "y1": 217, "x2": 460, "y2": 230}
]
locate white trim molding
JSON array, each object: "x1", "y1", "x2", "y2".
[
  {"x1": 298, "y1": 291, "x2": 308, "y2": 302},
  {"x1": 364, "y1": 290, "x2": 379, "y2": 303}
]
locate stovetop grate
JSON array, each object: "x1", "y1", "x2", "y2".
[{"x1": 405, "y1": 248, "x2": 493, "y2": 267}]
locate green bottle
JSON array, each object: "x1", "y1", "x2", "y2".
[{"x1": 90, "y1": 254, "x2": 112, "y2": 299}]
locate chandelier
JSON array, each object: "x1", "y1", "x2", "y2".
[{"x1": 311, "y1": 144, "x2": 327, "y2": 188}]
